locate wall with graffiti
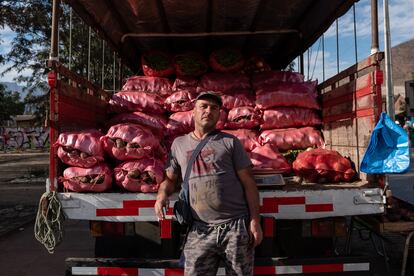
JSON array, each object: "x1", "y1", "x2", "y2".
[{"x1": 0, "y1": 127, "x2": 49, "y2": 151}]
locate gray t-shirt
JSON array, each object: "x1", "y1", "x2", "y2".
[{"x1": 166, "y1": 131, "x2": 252, "y2": 225}]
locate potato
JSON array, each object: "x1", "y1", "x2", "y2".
[
  {"x1": 116, "y1": 139, "x2": 127, "y2": 148},
  {"x1": 62, "y1": 146, "x2": 73, "y2": 152},
  {"x1": 127, "y1": 169, "x2": 141, "y2": 179},
  {"x1": 141, "y1": 171, "x2": 155, "y2": 184},
  {"x1": 79, "y1": 176, "x2": 90, "y2": 183},
  {"x1": 80, "y1": 152, "x2": 90, "y2": 159},
  {"x1": 69, "y1": 149, "x2": 80, "y2": 156},
  {"x1": 92, "y1": 175, "x2": 105, "y2": 184},
  {"x1": 128, "y1": 142, "x2": 140, "y2": 148}
]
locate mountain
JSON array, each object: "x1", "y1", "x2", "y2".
[{"x1": 391, "y1": 39, "x2": 414, "y2": 86}]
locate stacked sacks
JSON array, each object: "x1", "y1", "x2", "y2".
[
  {"x1": 253, "y1": 71, "x2": 324, "y2": 155},
  {"x1": 106, "y1": 72, "x2": 171, "y2": 193},
  {"x1": 197, "y1": 71, "x2": 290, "y2": 173},
  {"x1": 101, "y1": 123, "x2": 165, "y2": 193},
  {"x1": 59, "y1": 49, "x2": 361, "y2": 190},
  {"x1": 56, "y1": 130, "x2": 112, "y2": 192},
  {"x1": 164, "y1": 72, "x2": 232, "y2": 144}
]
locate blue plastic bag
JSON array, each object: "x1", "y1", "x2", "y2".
[{"x1": 361, "y1": 112, "x2": 410, "y2": 174}]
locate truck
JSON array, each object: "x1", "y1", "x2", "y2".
[{"x1": 45, "y1": 0, "x2": 387, "y2": 275}]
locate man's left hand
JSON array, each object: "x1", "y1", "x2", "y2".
[{"x1": 249, "y1": 218, "x2": 263, "y2": 247}]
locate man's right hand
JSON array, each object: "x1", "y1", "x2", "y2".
[
  {"x1": 154, "y1": 170, "x2": 178, "y2": 220},
  {"x1": 154, "y1": 192, "x2": 169, "y2": 220}
]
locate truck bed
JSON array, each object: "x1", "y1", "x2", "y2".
[{"x1": 58, "y1": 182, "x2": 384, "y2": 222}]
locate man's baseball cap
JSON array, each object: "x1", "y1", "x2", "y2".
[{"x1": 195, "y1": 91, "x2": 223, "y2": 107}]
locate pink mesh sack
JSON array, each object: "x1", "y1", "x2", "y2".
[
  {"x1": 259, "y1": 127, "x2": 325, "y2": 152},
  {"x1": 164, "y1": 90, "x2": 195, "y2": 112},
  {"x1": 197, "y1": 73, "x2": 250, "y2": 93},
  {"x1": 165, "y1": 111, "x2": 194, "y2": 136},
  {"x1": 107, "y1": 112, "x2": 167, "y2": 138},
  {"x1": 101, "y1": 123, "x2": 160, "y2": 161},
  {"x1": 255, "y1": 81, "x2": 320, "y2": 110},
  {"x1": 260, "y1": 107, "x2": 322, "y2": 130},
  {"x1": 222, "y1": 129, "x2": 260, "y2": 152},
  {"x1": 251, "y1": 71, "x2": 305, "y2": 90},
  {"x1": 114, "y1": 158, "x2": 164, "y2": 193},
  {"x1": 61, "y1": 164, "x2": 112, "y2": 192},
  {"x1": 225, "y1": 107, "x2": 261, "y2": 129},
  {"x1": 249, "y1": 144, "x2": 291, "y2": 173},
  {"x1": 173, "y1": 77, "x2": 198, "y2": 92},
  {"x1": 166, "y1": 110, "x2": 227, "y2": 136},
  {"x1": 293, "y1": 148, "x2": 356, "y2": 183},
  {"x1": 141, "y1": 51, "x2": 174, "y2": 77},
  {"x1": 121, "y1": 76, "x2": 173, "y2": 97},
  {"x1": 109, "y1": 91, "x2": 165, "y2": 114},
  {"x1": 56, "y1": 129, "x2": 104, "y2": 168},
  {"x1": 221, "y1": 90, "x2": 255, "y2": 110}
]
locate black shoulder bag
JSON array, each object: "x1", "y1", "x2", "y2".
[{"x1": 173, "y1": 131, "x2": 218, "y2": 226}]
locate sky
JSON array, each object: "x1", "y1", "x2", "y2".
[
  {"x1": 299, "y1": 0, "x2": 414, "y2": 82},
  {"x1": 0, "y1": 0, "x2": 413, "y2": 84}
]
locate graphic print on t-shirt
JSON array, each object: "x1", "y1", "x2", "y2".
[{"x1": 186, "y1": 148, "x2": 217, "y2": 176}]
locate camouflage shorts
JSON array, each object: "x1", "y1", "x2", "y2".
[{"x1": 183, "y1": 216, "x2": 254, "y2": 276}]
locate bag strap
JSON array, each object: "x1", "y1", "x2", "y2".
[{"x1": 182, "y1": 130, "x2": 219, "y2": 190}]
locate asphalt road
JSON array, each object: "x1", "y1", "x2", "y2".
[{"x1": 0, "y1": 220, "x2": 94, "y2": 276}]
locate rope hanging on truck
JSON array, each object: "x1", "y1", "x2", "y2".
[{"x1": 34, "y1": 191, "x2": 65, "y2": 254}]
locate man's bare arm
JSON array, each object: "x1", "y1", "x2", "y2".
[
  {"x1": 154, "y1": 170, "x2": 178, "y2": 220},
  {"x1": 237, "y1": 167, "x2": 263, "y2": 247}
]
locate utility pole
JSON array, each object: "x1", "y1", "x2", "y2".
[
  {"x1": 383, "y1": 0, "x2": 395, "y2": 118},
  {"x1": 371, "y1": 0, "x2": 379, "y2": 54}
]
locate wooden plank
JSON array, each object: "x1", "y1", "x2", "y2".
[
  {"x1": 59, "y1": 82, "x2": 108, "y2": 109},
  {"x1": 56, "y1": 83, "x2": 107, "y2": 129},
  {"x1": 381, "y1": 221, "x2": 414, "y2": 233},
  {"x1": 319, "y1": 52, "x2": 384, "y2": 90},
  {"x1": 323, "y1": 118, "x2": 357, "y2": 148},
  {"x1": 55, "y1": 63, "x2": 105, "y2": 95},
  {"x1": 322, "y1": 73, "x2": 372, "y2": 101},
  {"x1": 360, "y1": 216, "x2": 414, "y2": 233}
]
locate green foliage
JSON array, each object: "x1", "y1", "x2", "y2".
[
  {"x1": 0, "y1": 1, "x2": 123, "y2": 125},
  {"x1": 0, "y1": 83, "x2": 25, "y2": 124}
]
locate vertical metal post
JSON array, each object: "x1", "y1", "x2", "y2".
[
  {"x1": 113, "y1": 52, "x2": 116, "y2": 92},
  {"x1": 371, "y1": 0, "x2": 379, "y2": 54},
  {"x1": 296, "y1": 57, "x2": 300, "y2": 73},
  {"x1": 383, "y1": 0, "x2": 394, "y2": 118},
  {"x1": 336, "y1": 19, "x2": 339, "y2": 74},
  {"x1": 118, "y1": 59, "x2": 122, "y2": 90},
  {"x1": 353, "y1": 4, "x2": 358, "y2": 64},
  {"x1": 68, "y1": 7, "x2": 72, "y2": 70},
  {"x1": 49, "y1": 0, "x2": 60, "y2": 63},
  {"x1": 322, "y1": 34, "x2": 325, "y2": 82},
  {"x1": 87, "y1": 27, "x2": 91, "y2": 81},
  {"x1": 48, "y1": 0, "x2": 60, "y2": 192},
  {"x1": 307, "y1": 50, "x2": 310, "y2": 80},
  {"x1": 299, "y1": 54, "x2": 304, "y2": 75},
  {"x1": 101, "y1": 40, "x2": 105, "y2": 89}
]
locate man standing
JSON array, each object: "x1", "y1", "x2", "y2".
[{"x1": 154, "y1": 91, "x2": 263, "y2": 275}]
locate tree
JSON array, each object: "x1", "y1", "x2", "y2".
[
  {"x1": 0, "y1": 1, "x2": 121, "y2": 124},
  {"x1": 0, "y1": 83, "x2": 25, "y2": 124}
]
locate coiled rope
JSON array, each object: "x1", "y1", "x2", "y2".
[{"x1": 34, "y1": 191, "x2": 65, "y2": 254}]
